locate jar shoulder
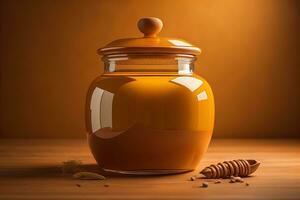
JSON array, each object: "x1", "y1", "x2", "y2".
[
  {"x1": 87, "y1": 73, "x2": 213, "y2": 96},
  {"x1": 88, "y1": 73, "x2": 211, "y2": 84}
]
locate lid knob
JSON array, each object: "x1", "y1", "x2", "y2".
[{"x1": 137, "y1": 17, "x2": 163, "y2": 38}]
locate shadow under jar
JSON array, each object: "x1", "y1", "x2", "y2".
[{"x1": 86, "y1": 17, "x2": 214, "y2": 175}]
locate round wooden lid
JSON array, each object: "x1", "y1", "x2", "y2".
[{"x1": 98, "y1": 17, "x2": 201, "y2": 56}]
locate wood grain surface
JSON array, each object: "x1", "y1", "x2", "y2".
[{"x1": 0, "y1": 139, "x2": 299, "y2": 200}]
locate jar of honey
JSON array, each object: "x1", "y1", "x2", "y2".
[{"x1": 86, "y1": 17, "x2": 214, "y2": 175}]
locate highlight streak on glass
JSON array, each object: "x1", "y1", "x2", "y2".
[
  {"x1": 90, "y1": 87, "x2": 104, "y2": 133},
  {"x1": 197, "y1": 91, "x2": 208, "y2": 101},
  {"x1": 170, "y1": 77, "x2": 203, "y2": 92}
]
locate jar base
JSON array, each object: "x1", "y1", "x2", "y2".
[{"x1": 103, "y1": 168, "x2": 193, "y2": 175}]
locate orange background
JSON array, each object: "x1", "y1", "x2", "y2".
[{"x1": 1, "y1": 0, "x2": 299, "y2": 138}]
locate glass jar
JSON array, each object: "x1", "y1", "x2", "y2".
[{"x1": 86, "y1": 17, "x2": 214, "y2": 175}]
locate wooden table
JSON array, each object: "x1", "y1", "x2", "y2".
[{"x1": 0, "y1": 139, "x2": 299, "y2": 200}]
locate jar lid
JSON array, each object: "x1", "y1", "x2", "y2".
[{"x1": 98, "y1": 17, "x2": 201, "y2": 56}]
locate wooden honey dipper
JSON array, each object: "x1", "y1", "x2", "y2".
[{"x1": 200, "y1": 159, "x2": 260, "y2": 178}]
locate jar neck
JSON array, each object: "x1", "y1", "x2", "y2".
[{"x1": 102, "y1": 54, "x2": 196, "y2": 75}]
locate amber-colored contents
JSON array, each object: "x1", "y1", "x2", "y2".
[{"x1": 86, "y1": 72, "x2": 214, "y2": 173}]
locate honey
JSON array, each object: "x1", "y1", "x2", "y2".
[
  {"x1": 86, "y1": 73, "x2": 214, "y2": 174},
  {"x1": 85, "y1": 17, "x2": 215, "y2": 174}
]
